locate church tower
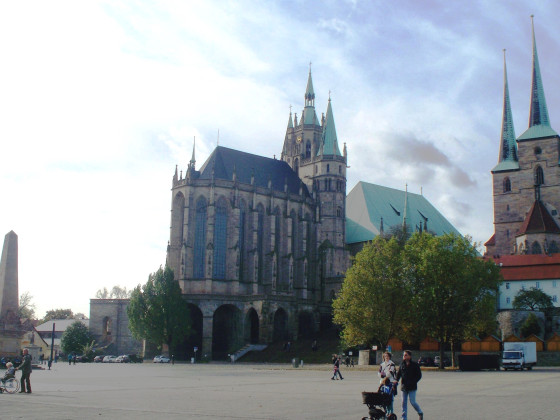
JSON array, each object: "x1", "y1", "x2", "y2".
[
  {"x1": 281, "y1": 68, "x2": 349, "y2": 300},
  {"x1": 489, "y1": 17, "x2": 560, "y2": 256}
]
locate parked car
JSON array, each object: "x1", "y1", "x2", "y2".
[
  {"x1": 418, "y1": 356, "x2": 435, "y2": 367},
  {"x1": 93, "y1": 355, "x2": 104, "y2": 363},
  {"x1": 103, "y1": 355, "x2": 118, "y2": 363},
  {"x1": 115, "y1": 355, "x2": 130, "y2": 363},
  {"x1": 153, "y1": 355, "x2": 170, "y2": 363},
  {"x1": 434, "y1": 356, "x2": 451, "y2": 367},
  {"x1": 127, "y1": 354, "x2": 143, "y2": 363},
  {"x1": 75, "y1": 355, "x2": 89, "y2": 363}
]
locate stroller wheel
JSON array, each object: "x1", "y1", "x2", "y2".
[{"x1": 387, "y1": 414, "x2": 397, "y2": 420}]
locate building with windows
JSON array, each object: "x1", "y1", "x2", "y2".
[{"x1": 486, "y1": 19, "x2": 560, "y2": 310}]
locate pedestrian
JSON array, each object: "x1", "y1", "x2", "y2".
[
  {"x1": 39, "y1": 354, "x2": 44, "y2": 365},
  {"x1": 73, "y1": 354, "x2": 76, "y2": 365},
  {"x1": 15, "y1": 348, "x2": 32, "y2": 394},
  {"x1": 378, "y1": 376, "x2": 395, "y2": 417},
  {"x1": 345, "y1": 354, "x2": 350, "y2": 367},
  {"x1": 331, "y1": 356, "x2": 344, "y2": 380},
  {"x1": 350, "y1": 357, "x2": 355, "y2": 367},
  {"x1": 378, "y1": 351, "x2": 397, "y2": 389},
  {"x1": 396, "y1": 350, "x2": 423, "y2": 420},
  {"x1": 311, "y1": 340, "x2": 318, "y2": 352},
  {"x1": 68, "y1": 354, "x2": 72, "y2": 365},
  {"x1": 171, "y1": 354, "x2": 175, "y2": 365}
]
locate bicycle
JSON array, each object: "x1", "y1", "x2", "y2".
[{"x1": 0, "y1": 377, "x2": 20, "y2": 394}]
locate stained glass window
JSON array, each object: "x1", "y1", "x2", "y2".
[
  {"x1": 213, "y1": 198, "x2": 227, "y2": 279},
  {"x1": 194, "y1": 197, "x2": 207, "y2": 278}
]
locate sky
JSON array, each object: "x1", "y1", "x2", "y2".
[{"x1": 1, "y1": 0, "x2": 560, "y2": 319}]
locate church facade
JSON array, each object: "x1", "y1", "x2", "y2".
[
  {"x1": 486, "y1": 19, "x2": 560, "y2": 310},
  {"x1": 166, "y1": 70, "x2": 349, "y2": 359}
]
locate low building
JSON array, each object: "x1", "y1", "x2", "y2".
[{"x1": 35, "y1": 318, "x2": 89, "y2": 355}]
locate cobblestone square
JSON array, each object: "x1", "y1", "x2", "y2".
[{"x1": 2, "y1": 363, "x2": 559, "y2": 419}]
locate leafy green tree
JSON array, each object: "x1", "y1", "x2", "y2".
[
  {"x1": 127, "y1": 265, "x2": 191, "y2": 354},
  {"x1": 81, "y1": 340, "x2": 97, "y2": 361},
  {"x1": 405, "y1": 233, "x2": 502, "y2": 368},
  {"x1": 333, "y1": 237, "x2": 411, "y2": 348},
  {"x1": 61, "y1": 321, "x2": 93, "y2": 355},
  {"x1": 43, "y1": 308, "x2": 74, "y2": 322},
  {"x1": 18, "y1": 291, "x2": 36, "y2": 320},
  {"x1": 520, "y1": 313, "x2": 541, "y2": 338},
  {"x1": 513, "y1": 288, "x2": 554, "y2": 314}
]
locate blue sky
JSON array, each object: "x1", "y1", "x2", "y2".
[{"x1": 1, "y1": 0, "x2": 559, "y2": 317}]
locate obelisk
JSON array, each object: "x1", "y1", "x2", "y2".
[{"x1": 0, "y1": 230, "x2": 18, "y2": 319}]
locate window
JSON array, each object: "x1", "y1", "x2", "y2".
[
  {"x1": 238, "y1": 201, "x2": 246, "y2": 280},
  {"x1": 507, "y1": 204, "x2": 510, "y2": 211},
  {"x1": 521, "y1": 283, "x2": 526, "y2": 290},
  {"x1": 553, "y1": 280, "x2": 557, "y2": 288},
  {"x1": 213, "y1": 198, "x2": 227, "y2": 279},
  {"x1": 291, "y1": 210, "x2": 297, "y2": 257},
  {"x1": 326, "y1": 164, "x2": 330, "y2": 173},
  {"x1": 503, "y1": 177, "x2": 511, "y2": 193},
  {"x1": 194, "y1": 197, "x2": 207, "y2": 278},
  {"x1": 506, "y1": 297, "x2": 511, "y2": 304},
  {"x1": 506, "y1": 282, "x2": 510, "y2": 289},
  {"x1": 531, "y1": 241, "x2": 542, "y2": 255},
  {"x1": 305, "y1": 141, "x2": 311, "y2": 159},
  {"x1": 553, "y1": 295, "x2": 558, "y2": 303},
  {"x1": 256, "y1": 204, "x2": 264, "y2": 283},
  {"x1": 535, "y1": 165, "x2": 544, "y2": 185},
  {"x1": 536, "y1": 281, "x2": 540, "y2": 289},
  {"x1": 339, "y1": 165, "x2": 342, "y2": 174}
]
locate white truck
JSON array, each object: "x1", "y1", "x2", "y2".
[{"x1": 502, "y1": 342, "x2": 537, "y2": 370}]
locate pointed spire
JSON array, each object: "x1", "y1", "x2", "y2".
[
  {"x1": 317, "y1": 96, "x2": 341, "y2": 156},
  {"x1": 499, "y1": 49, "x2": 518, "y2": 162},
  {"x1": 173, "y1": 164, "x2": 178, "y2": 183},
  {"x1": 287, "y1": 106, "x2": 294, "y2": 129},
  {"x1": 305, "y1": 62, "x2": 315, "y2": 108},
  {"x1": 189, "y1": 137, "x2": 196, "y2": 169},
  {"x1": 529, "y1": 15, "x2": 550, "y2": 128}
]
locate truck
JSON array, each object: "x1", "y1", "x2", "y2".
[{"x1": 502, "y1": 342, "x2": 537, "y2": 370}]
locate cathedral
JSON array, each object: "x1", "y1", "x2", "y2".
[
  {"x1": 166, "y1": 70, "x2": 349, "y2": 359},
  {"x1": 486, "y1": 19, "x2": 560, "y2": 310}
]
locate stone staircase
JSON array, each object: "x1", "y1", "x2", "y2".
[{"x1": 231, "y1": 344, "x2": 268, "y2": 361}]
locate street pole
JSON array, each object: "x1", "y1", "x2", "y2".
[{"x1": 48, "y1": 322, "x2": 55, "y2": 370}]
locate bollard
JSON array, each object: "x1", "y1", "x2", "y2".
[
  {"x1": 191, "y1": 357, "x2": 195, "y2": 364},
  {"x1": 292, "y1": 358, "x2": 297, "y2": 368},
  {"x1": 300, "y1": 360, "x2": 304, "y2": 368}
]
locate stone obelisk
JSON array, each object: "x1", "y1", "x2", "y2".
[{"x1": 0, "y1": 230, "x2": 18, "y2": 319}]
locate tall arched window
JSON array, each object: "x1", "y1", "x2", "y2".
[
  {"x1": 294, "y1": 158, "x2": 299, "y2": 176},
  {"x1": 171, "y1": 193, "x2": 185, "y2": 245},
  {"x1": 213, "y1": 197, "x2": 227, "y2": 279},
  {"x1": 256, "y1": 204, "x2": 264, "y2": 283},
  {"x1": 535, "y1": 165, "x2": 544, "y2": 185},
  {"x1": 305, "y1": 141, "x2": 311, "y2": 159},
  {"x1": 238, "y1": 200, "x2": 246, "y2": 281},
  {"x1": 531, "y1": 241, "x2": 542, "y2": 255},
  {"x1": 193, "y1": 196, "x2": 207, "y2": 278},
  {"x1": 290, "y1": 210, "x2": 297, "y2": 257},
  {"x1": 503, "y1": 177, "x2": 511, "y2": 193},
  {"x1": 274, "y1": 207, "x2": 281, "y2": 286}
]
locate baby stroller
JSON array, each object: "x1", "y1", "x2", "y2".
[{"x1": 361, "y1": 391, "x2": 397, "y2": 420}]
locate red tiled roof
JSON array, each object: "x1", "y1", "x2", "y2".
[
  {"x1": 517, "y1": 200, "x2": 560, "y2": 235},
  {"x1": 488, "y1": 254, "x2": 560, "y2": 281},
  {"x1": 484, "y1": 233, "x2": 495, "y2": 247}
]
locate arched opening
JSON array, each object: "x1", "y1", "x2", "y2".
[
  {"x1": 212, "y1": 305, "x2": 242, "y2": 360},
  {"x1": 273, "y1": 308, "x2": 289, "y2": 342},
  {"x1": 256, "y1": 204, "x2": 265, "y2": 283},
  {"x1": 102, "y1": 317, "x2": 112, "y2": 341},
  {"x1": 531, "y1": 241, "x2": 542, "y2": 255},
  {"x1": 503, "y1": 177, "x2": 511, "y2": 193},
  {"x1": 298, "y1": 312, "x2": 315, "y2": 339},
  {"x1": 294, "y1": 158, "x2": 299, "y2": 176},
  {"x1": 244, "y1": 308, "x2": 259, "y2": 344},
  {"x1": 535, "y1": 165, "x2": 544, "y2": 186},
  {"x1": 173, "y1": 303, "x2": 203, "y2": 361},
  {"x1": 549, "y1": 241, "x2": 559, "y2": 254},
  {"x1": 305, "y1": 141, "x2": 311, "y2": 159},
  {"x1": 238, "y1": 199, "x2": 247, "y2": 281},
  {"x1": 213, "y1": 196, "x2": 228, "y2": 279}
]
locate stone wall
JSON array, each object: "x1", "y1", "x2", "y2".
[{"x1": 89, "y1": 299, "x2": 142, "y2": 356}]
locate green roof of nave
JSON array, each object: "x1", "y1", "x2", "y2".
[
  {"x1": 317, "y1": 99, "x2": 341, "y2": 156},
  {"x1": 345, "y1": 182, "x2": 461, "y2": 244},
  {"x1": 197, "y1": 146, "x2": 310, "y2": 197}
]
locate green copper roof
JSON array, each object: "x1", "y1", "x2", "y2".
[
  {"x1": 303, "y1": 107, "x2": 319, "y2": 125},
  {"x1": 287, "y1": 112, "x2": 293, "y2": 129},
  {"x1": 527, "y1": 17, "x2": 552, "y2": 130},
  {"x1": 492, "y1": 51, "x2": 519, "y2": 173},
  {"x1": 517, "y1": 124, "x2": 558, "y2": 141},
  {"x1": 305, "y1": 69, "x2": 315, "y2": 98},
  {"x1": 345, "y1": 182, "x2": 461, "y2": 244},
  {"x1": 317, "y1": 99, "x2": 341, "y2": 156}
]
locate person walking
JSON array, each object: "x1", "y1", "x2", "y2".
[
  {"x1": 16, "y1": 348, "x2": 32, "y2": 394},
  {"x1": 396, "y1": 350, "x2": 423, "y2": 420},
  {"x1": 331, "y1": 355, "x2": 344, "y2": 380}
]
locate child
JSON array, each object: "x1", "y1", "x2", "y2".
[{"x1": 378, "y1": 376, "x2": 394, "y2": 416}]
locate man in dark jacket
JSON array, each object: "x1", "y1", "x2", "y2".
[
  {"x1": 396, "y1": 350, "x2": 423, "y2": 420},
  {"x1": 16, "y1": 348, "x2": 32, "y2": 393}
]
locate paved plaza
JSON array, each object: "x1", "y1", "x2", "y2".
[{"x1": 1, "y1": 362, "x2": 559, "y2": 419}]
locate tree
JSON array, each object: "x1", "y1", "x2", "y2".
[
  {"x1": 95, "y1": 285, "x2": 132, "y2": 299},
  {"x1": 405, "y1": 233, "x2": 502, "y2": 369},
  {"x1": 127, "y1": 265, "x2": 191, "y2": 354},
  {"x1": 18, "y1": 291, "x2": 36, "y2": 320},
  {"x1": 333, "y1": 236, "x2": 411, "y2": 348},
  {"x1": 61, "y1": 321, "x2": 93, "y2": 355},
  {"x1": 513, "y1": 288, "x2": 554, "y2": 314},
  {"x1": 43, "y1": 308, "x2": 74, "y2": 322},
  {"x1": 520, "y1": 313, "x2": 541, "y2": 338}
]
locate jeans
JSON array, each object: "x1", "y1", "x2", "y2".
[{"x1": 401, "y1": 389, "x2": 422, "y2": 420}]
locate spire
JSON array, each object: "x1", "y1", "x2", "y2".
[
  {"x1": 287, "y1": 106, "x2": 294, "y2": 129},
  {"x1": 402, "y1": 184, "x2": 410, "y2": 230},
  {"x1": 305, "y1": 62, "x2": 315, "y2": 108},
  {"x1": 189, "y1": 137, "x2": 196, "y2": 170},
  {"x1": 529, "y1": 15, "x2": 550, "y2": 128},
  {"x1": 317, "y1": 96, "x2": 341, "y2": 156},
  {"x1": 499, "y1": 50, "x2": 518, "y2": 162}
]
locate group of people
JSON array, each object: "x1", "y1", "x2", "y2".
[{"x1": 377, "y1": 350, "x2": 423, "y2": 420}]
